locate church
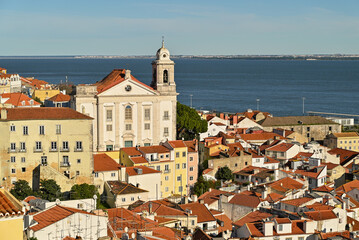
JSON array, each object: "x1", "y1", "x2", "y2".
[{"x1": 74, "y1": 42, "x2": 177, "y2": 151}]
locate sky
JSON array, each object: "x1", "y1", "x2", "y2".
[{"x1": 1, "y1": 0, "x2": 359, "y2": 56}]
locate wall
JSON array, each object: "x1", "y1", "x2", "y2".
[
  {"x1": 0, "y1": 216, "x2": 23, "y2": 240},
  {"x1": 127, "y1": 172, "x2": 161, "y2": 200}
]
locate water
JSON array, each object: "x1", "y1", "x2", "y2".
[{"x1": 1, "y1": 58, "x2": 358, "y2": 116}]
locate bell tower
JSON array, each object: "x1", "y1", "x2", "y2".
[{"x1": 151, "y1": 39, "x2": 176, "y2": 95}]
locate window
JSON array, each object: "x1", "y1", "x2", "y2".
[
  {"x1": 10, "y1": 125, "x2": 15, "y2": 132},
  {"x1": 10, "y1": 143, "x2": 16, "y2": 151},
  {"x1": 329, "y1": 126, "x2": 332, "y2": 131},
  {"x1": 125, "y1": 141, "x2": 133, "y2": 147},
  {"x1": 245, "y1": 162, "x2": 248, "y2": 166},
  {"x1": 190, "y1": 167, "x2": 194, "y2": 171},
  {"x1": 164, "y1": 127, "x2": 169, "y2": 136},
  {"x1": 190, "y1": 176, "x2": 194, "y2": 181},
  {"x1": 307, "y1": 133, "x2": 310, "y2": 138},
  {"x1": 165, "y1": 164, "x2": 169, "y2": 171},
  {"x1": 165, "y1": 176, "x2": 169, "y2": 181},
  {"x1": 176, "y1": 164, "x2": 180, "y2": 169},
  {"x1": 144, "y1": 143, "x2": 150, "y2": 146},
  {"x1": 56, "y1": 124, "x2": 61, "y2": 134},
  {"x1": 144, "y1": 109, "x2": 150, "y2": 120},
  {"x1": 95, "y1": 172, "x2": 99, "y2": 177},
  {"x1": 145, "y1": 123, "x2": 150, "y2": 130},
  {"x1": 182, "y1": 152, "x2": 186, "y2": 157},
  {"x1": 22, "y1": 167, "x2": 26, "y2": 173},
  {"x1": 126, "y1": 124, "x2": 132, "y2": 131},
  {"x1": 76, "y1": 141, "x2": 82, "y2": 151},
  {"x1": 165, "y1": 187, "x2": 169, "y2": 192},
  {"x1": 63, "y1": 156, "x2": 69, "y2": 164},
  {"x1": 285, "y1": 238, "x2": 292, "y2": 240},
  {"x1": 106, "y1": 145, "x2": 113, "y2": 151},
  {"x1": 35, "y1": 141, "x2": 42, "y2": 151},
  {"x1": 163, "y1": 70, "x2": 168, "y2": 83},
  {"x1": 182, "y1": 163, "x2": 186, "y2": 169},
  {"x1": 10, "y1": 156, "x2": 15, "y2": 163},
  {"x1": 164, "y1": 111, "x2": 169, "y2": 120},
  {"x1": 177, "y1": 176, "x2": 181, "y2": 181},
  {"x1": 176, "y1": 152, "x2": 179, "y2": 158},
  {"x1": 21, "y1": 157, "x2": 25, "y2": 163},
  {"x1": 23, "y1": 126, "x2": 28, "y2": 135},
  {"x1": 106, "y1": 109, "x2": 112, "y2": 121},
  {"x1": 39, "y1": 125, "x2": 45, "y2": 135},
  {"x1": 190, "y1": 157, "x2": 193, "y2": 161},
  {"x1": 156, "y1": 166, "x2": 160, "y2": 171},
  {"x1": 131, "y1": 197, "x2": 134, "y2": 201},
  {"x1": 51, "y1": 141, "x2": 57, "y2": 151},
  {"x1": 125, "y1": 106, "x2": 132, "y2": 120},
  {"x1": 77, "y1": 159, "x2": 81, "y2": 164},
  {"x1": 122, "y1": 198, "x2": 126, "y2": 202},
  {"x1": 62, "y1": 141, "x2": 69, "y2": 150},
  {"x1": 41, "y1": 156, "x2": 47, "y2": 165},
  {"x1": 191, "y1": 220, "x2": 195, "y2": 226},
  {"x1": 106, "y1": 124, "x2": 113, "y2": 131},
  {"x1": 111, "y1": 172, "x2": 116, "y2": 177},
  {"x1": 278, "y1": 224, "x2": 283, "y2": 231},
  {"x1": 179, "y1": 186, "x2": 183, "y2": 192},
  {"x1": 20, "y1": 142, "x2": 26, "y2": 151},
  {"x1": 11, "y1": 169, "x2": 15, "y2": 174},
  {"x1": 76, "y1": 171, "x2": 80, "y2": 176},
  {"x1": 307, "y1": 127, "x2": 310, "y2": 131}
]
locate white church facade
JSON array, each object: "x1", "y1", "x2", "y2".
[{"x1": 74, "y1": 42, "x2": 177, "y2": 151}]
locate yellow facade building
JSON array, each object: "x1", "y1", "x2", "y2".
[
  {"x1": 0, "y1": 188, "x2": 24, "y2": 240},
  {"x1": 0, "y1": 107, "x2": 94, "y2": 191},
  {"x1": 32, "y1": 89, "x2": 60, "y2": 102},
  {"x1": 324, "y1": 132, "x2": 359, "y2": 152}
]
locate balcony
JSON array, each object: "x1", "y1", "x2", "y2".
[
  {"x1": 33, "y1": 147, "x2": 43, "y2": 153},
  {"x1": 49, "y1": 148, "x2": 58, "y2": 152},
  {"x1": 74, "y1": 148, "x2": 83, "y2": 152},
  {"x1": 19, "y1": 148, "x2": 27, "y2": 153},
  {"x1": 8, "y1": 148, "x2": 18, "y2": 153},
  {"x1": 60, "y1": 162, "x2": 71, "y2": 167},
  {"x1": 60, "y1": 147, "x2": 70, "y2": 152},
  {"x1": 163, "y1": 116, "x2": 170, "y2": 121},
  {"x1": 163, "y1": 169, "x2": 171, "y2": 174}
]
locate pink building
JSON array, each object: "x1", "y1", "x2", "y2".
[{"x1": 185, "y1": 140, "x2": 199, "y2": 195}]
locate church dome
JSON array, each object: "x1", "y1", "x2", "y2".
[{"x1": 156, "y1": 40, "x2": 170, "y2": 60}]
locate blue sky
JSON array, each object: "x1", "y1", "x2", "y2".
[{"x1": 1, "y1": 0, "x2": 359, "y2": 55}]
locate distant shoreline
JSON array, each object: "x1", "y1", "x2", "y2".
[{"x1": 1, "y1": 55, "x2": 359, "y2": 60}]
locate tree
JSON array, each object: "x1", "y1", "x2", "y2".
[
  {"x1": 38, "y1": 179, "x2": 61, "y2": 201},
  {"x1": 176, "y1": 102, "x2": 208, "y2": 140},
  {"x1": 32, "y1": 96, "x2": 44, "y2": 107},
  {"x1": 70, "y1": 183, "x2": 100, "y2": 206},
  {"x1": 215, "y1": 166, "x2": 233, "y2": 181},
  {"x1": 193, "y1": 176, "x2": 210, "y2": 197},
  {"x1": 10, "y1": 180, "x2": 33, "y2": 200}
]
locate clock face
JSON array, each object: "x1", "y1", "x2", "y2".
[{"x1": 125, "y1": 85, "x2": 132, "y2": 92}]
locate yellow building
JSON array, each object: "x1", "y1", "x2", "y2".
[
  {"x1": 32, "y1": 89, "x2": 60, "y2": 102},
  {"x1": 324, "y1": 132, "x2": 359, "y2": 152},
  {"x1": 0, "y1": 188, "x2": 24, "y2": 240},
  {"x1": 0, "y1": 107, "x2": 94, "y2": 191}
]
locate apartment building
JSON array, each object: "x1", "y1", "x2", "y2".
[
  {"x1": 324, "y1": 132, "x2": 359, "y2": 152},
  {"x1": 0, "y1": 107, "x2": 94, "y2": 191}
]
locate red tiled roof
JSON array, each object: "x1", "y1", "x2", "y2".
[
  {"x1": 239, "y1": 132, "x2": 285, "y2": 141},
  {"x1": 153, "y1": 227, "x2": 181, "y2": 240},
  {"x1": 47, "y1": 92, "x2": 71, "y2": 102},
  {"x1": 132, "y1": 201, "x2": 187, "y2": 216},
  {"x1": 347, "y1": 216, "x2": 359, "y2": 231},
  {"x1": 275, "y1": 218, "x2": 291, "y2": 224},
  {"x1": 130, "y1": 156, "x2": 148, "y2": 164},
  {"x1": 304, "y1": 210, "x2": 337, "y2": 220},
  {"x1": 332, "y1": 132, "x2": 359, "y2": 138},
  {"x1": 121, "y1": 147, "x2": 142, "y2": 157},
  {"x1": 168, "y1": 140, "x2": 187, "y2": 148},
  {"x1": 305, "y1": 202, "x2": 334, "y2": 211},
  {"x1": 139, "y1": 145, "x2": 170, "y2": 154},
  {"x1": 214, "y1": 213, "x2": 232, "y2": 233},
  {"x1": 319, "y1": 231, "x2": 351, "y2": 240},
  {"x1": 336, "y1": 179, "x2": 359, "y2": 193},
  {"x1": 281, "y1": 197, "x2": 313, "y2": 207},
  {"x1": 126, "y1": 166, "x2": 160, "y2": 176},
  {"x1": 266, "y1": 142, "x2": 294, "y2": 152},
  {"x1": 291, "y1": 152, "x2": 313, "y2": 160},
  {"x1": 264, "y1": 192, "x2": 284, "y2": 203},
  {"x1": 0, "y1": 107, "x2": 92, "y2": 121},
  {"x1": 21, "y1": 78, "x2": 49, "y2": 89},
  {"x1": 31, "y1": 205, "x2": 94, "y2": 231},
  {"x1": 322, "y1": 162, "x2": 339, "y2": 170},
  {"x1": 328, "y1": 148, "x2": 359, "y2": 165},
  {"x1": 312, "y1": 185, "x2": 334, "y2": 192},
  {"x1": 202, "y1": 168, "x2": 213, "y2": 175},
  {"x1": 268, "y1": 177, "x2": 303, "y2": 193},
  {"x1": 94, "y1": 69, "x2": 155, "y2": 94},
  {"x1": 229, "y1": 192, "x2": 262, "y2": 208},
  {"x1": 233, "y1": 210, "x2": 272, "y2": 227},
  {"x1": 0, "y1": 93, "x2": 41, "y2": 107},
  {"x1": 107, "y1": 181, "x2": 148, "y2": 195},
  {"x1": 294, "y1": 166, "x2": 326, "y2": 179},
  {"x1": 184, "y1": 140, "x2": 197, "y2": 152},
  {"x1": 180, "y1": 202, "x2": 216, "y2": 223},
  {"x1": 94, "y1": 153, "x2": 120, "y2": 172},
  {"x1": 0, "y1": 190, "x2": 22, "y2": 217},
  {"x1": 198, "y1": 189, "x2": 233, "y2": 205}
]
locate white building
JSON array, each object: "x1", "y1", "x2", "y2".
[
  {"x1": 74, "y1": 41, "x2": 177, "y2": 151},
  {"x1": 25, "y1": 205, "x2": 108, "y2": 240}
]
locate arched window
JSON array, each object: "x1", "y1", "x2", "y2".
[
  {"x1": 163, "y1": 70, "x2": 168, "y2": 83},
  {"x1": 125, "y1": 105, "x2": 132, "y2": 120}
]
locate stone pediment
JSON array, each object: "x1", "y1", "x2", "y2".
[{"x1": 98, "y1": 79, "x2": 158, "y2": 97}]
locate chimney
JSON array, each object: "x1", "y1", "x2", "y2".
[
  {"x1": 149, "y1": 202, "x2": 153, "y2": 214},
  {"x1": 262, "y1": 186, "x2": 268, "y2": 199},
  {"x1": 184, "y1": 196, "x2": 189, "y2": 204},
  {"x1": 120, "y1": 167, "x2": 126, "y2": 181},
  {"x1": 343, "y1": 197, "x2": 349, "y2": 209},
  {"x1": 233, "y1": 115, "x2": 238, "y2": 125},
  {"x1": 198, "y1": 199, "x2": 204, "y2": 204},
  {"x1": 1, "y1": 109, "x2": 7, "y2": 120},
  {"x1": 220, "y1": 113, "x2": 224, "y2": 119},
  {"x1": 303, "y1": 220, "x2": 315, "y2": 234},
  {"x1": 125, "y1": 69, "x2": 131, "y2": 80},
  {"x1": 192, "y1": 195, "x2": 198, "y2": 202},
  {"x1": 263, "y1": 221, "x2": 273, "y2": 236}
]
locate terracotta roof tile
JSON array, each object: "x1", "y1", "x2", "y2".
[
  {"x1": 0, "y1": 93, "x2": 41, "y2": 107},
  {"x1": 184, "y1": 140, "x2": 197, "y2": 152},
  {"x1": 332, "y1": 132, "x2": 359, "y2": 138},
  {"x1": 328, "y1": 148, "x2": 359, "y2": 165},
  {"x1": 304, "y1": 210, "x2": 337, "y2": 220},
  {"x1": 126, "y1": 166, "x2": 160, "y2": 176},
  {"x1": 275, "y1": 218, "x2": 291, "y2": 224},
  {"x1": 132, "y1": 201, "x2": 187, "y2": 216},
  {"x1": 168, "y1": 140, "x2": 187, "y2": 148},
  {"x1": 266, "y1": 142, "x2": 294, "y2": 152},
  {"x1": 198, "y1": 189, "x2": 234, "y2": 205},
  {"x1": 180, "y1": 202, "x2": 216, "y2": 223},
  {"x1": 267, "y1": 177, "x2": 303, "y2": 193},
  {"x1": 312, "y1": 185, "x2": 334, "y2": 192},
  {"x1": 139, "y1": 145, "x2": 170, "y2": 154},
  {"x1": 233, "y1": 210, "x2": 272, "y2": 227},
  {"x1": 94, "y1": 153, "x2": 121, "y2": 172},
  {"x1": 107, "y1": 181, "x2": 148, "y2": 195},
  {"x1": 239, "y1": 132, "x2": 285, "y2": 141},
  {"x1": 0, "y1": 190, "x2": 22, "y2": 217},
  {"x1": 260, "y1": 116, "x2": 338, "y2": 127},
  {"x1": 336, "y1": 179, "x2": 359, "y2": 193},
  {"x1": 229, "y1": 192, "x2": 262, "y2": 208},
  {"x1": 281, "y1": 197, "x2": 314, "y2": 207},
  {"x1": 122, "y1": 147, "x2": 142, "y2": 157},
  {"x1": 0, "y1": 107, "x2": 92, "y2": 120},
  {"x1": 130, "y1": 156, "x2": 148, "y2": 164},
  {"x1": 47, "y1": 92, "x2": 71, "y2": 102}
]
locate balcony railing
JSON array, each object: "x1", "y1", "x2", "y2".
[
  {"x1": 163, "y1": 116, "x2": 170, "y2": 120},
  {"x1": 60, "y1": 162, "x2": 71, "y2": 167},
  {"x1": 19, "y1": 148, "x2": 27, "y2": 153},
  {"x1": 8, "y1": 148, "x2": 18, "y2": 153},
  {"x1": 163, "y1": 169, "x2": 171, "y2": 174},
  {"x1": 33, "y1": 147, "x2": 43, "y2": 153},
  {"x1": 49, "y1": 148, "x2": 58, "y2": 152},
  {"x1": 74, "y1": 148, "x2": 83, "y2": 152},
  {"x1": 60, "y1": 147, "x2": 70, "y2": 152}
]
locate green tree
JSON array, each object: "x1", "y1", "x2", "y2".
[
  {"x1": 38, "y1": 179, "x2": 61, "y2": 201},
  {"x1": 193, "y1": 176, "x2": 210, "y2": 196},
  {"x1": 10, "y1": 180, "x2": 33, "y2": 200},
  {"x1": 32, "y1": 96, "x2": 44, "y2": 107},
  {"x1": 176, "y1": 102, "x2": 208, "y2": 140},
  {"x1": 215, "y1": 166, "x2": 233, "y2": 181},
  {"x1": 70, "y1": 183, "x2": 100, "y2": 207}
]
